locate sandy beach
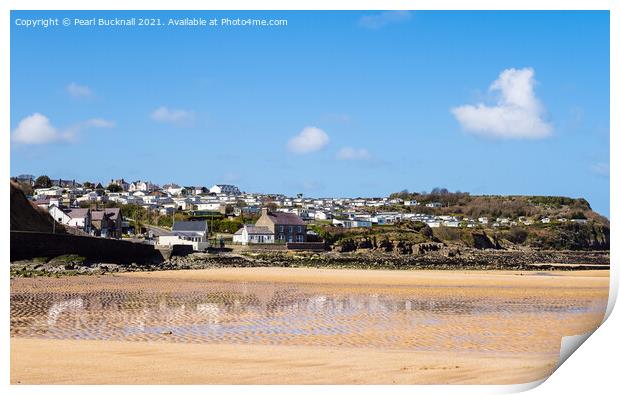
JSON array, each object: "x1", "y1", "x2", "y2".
[{"x1": 10, "y1": 267, "x2": 609, "y2": 384}]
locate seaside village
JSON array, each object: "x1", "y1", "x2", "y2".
[{"x1": 14, "y1": 174, "x2": 588, "y2": 252}]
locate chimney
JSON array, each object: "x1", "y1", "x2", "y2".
[{"x1": 261, "y1": 207, "x2": 269, "y2": 216}]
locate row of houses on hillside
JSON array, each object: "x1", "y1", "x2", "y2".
[{"x1": 47, "y1": 205, "x2": 123, "y2": 238}]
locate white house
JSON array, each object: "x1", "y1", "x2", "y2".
[
  {"x1": 48, "y1": 206, "x2": 91, "y2": 233},
  {"x1": 195, "y1": 202, "x2": 223, "y2": 211},
  {"x1": 232, "y1": 225, "x2": 275, "y2": 245},
  {"x1": 48, "y1": 204, "x2": 72, "y2": 225},
  {"x1": 34, "y1": 187, "x2": 63, "y2": 198},
  {"x1": 332, "y1": 219, "x2": 372, "y2": 228},
  {"x1": 129, "y1": 181, "x2": 153, "y2": 192},
  {"x1": 209, "y1": 184, "x2": 240, "y2": 195},
  {"x1": 157, "y1": 220, "x2": 209, "y2": 251}
]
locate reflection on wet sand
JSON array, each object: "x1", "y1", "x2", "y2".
[{"x1": 11, "y1": 275, "x2": 607, "y2": 355}]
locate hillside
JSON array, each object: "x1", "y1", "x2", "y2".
[
  {"x1": 312, "y1": 215, "x2": 610, "y2": 253},
  {"x1": 387, "y1": 191, "x2": 609, "y2": 226},
  {"x1": 10, "y1": 181, "x2": 65, "y2": 234}
]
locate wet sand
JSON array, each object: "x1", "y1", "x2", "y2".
[{"x1": 10, "y1": 267, "x2": 609, "y2": 384}]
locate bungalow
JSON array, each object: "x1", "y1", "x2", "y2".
[
  {"x1": 254, "y1": 208, "x2": 307, "y2": 243},
  {"x1": 332, "y1": 219, "x2": 372, "y2": 228},
  {"x1": 232, "y1": 225, "x2": 275, "y2": 245},
  {"x1": 157, "y1": 220, "x2": 209, "y2": 251}
]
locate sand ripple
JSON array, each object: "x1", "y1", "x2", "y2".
[{"x1": 10, "y1": 274, "x2": 607, "y2": 354}]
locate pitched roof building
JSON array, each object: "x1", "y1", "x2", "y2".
[{"x1": 254, "y1": 208, "x2": 307, "y2": 243}]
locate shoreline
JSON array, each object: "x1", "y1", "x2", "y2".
[{"x1": 9, "y1": 248, "x2": 611, "y2": 278}]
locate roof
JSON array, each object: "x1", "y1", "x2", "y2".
[
  {"x1": 65, "y1": 208, "x2": 90, "y2": 219},
  {"x1": 172, "y1": 220, "x2": 208, "y2": 233},
  {"x1": 265, "y1": 211, "x2": 305, "y2": 225},
  {"x1": 245, "y1": 225, "x2": 273, "y2": 235},
  {"x1": 104, "y1": 208, "x2": 121, "y2": 220},
  {"x1": 91, "y1": 211, "x2": 106, "y2": 220}
]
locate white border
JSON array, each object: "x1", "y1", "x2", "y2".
[{"x1": 1, "y1": 1, "x2": 616, "y2": 394}]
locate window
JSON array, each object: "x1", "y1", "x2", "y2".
[
  {"x1": 297, "y1": 225, "x2": 302, "y2": 233},
  {"x1": 288, "y1": 226, "x2": 293, "y2": 233},
  {"x1": 296, "y1": 235, "x2": 304, "y2": 242}
]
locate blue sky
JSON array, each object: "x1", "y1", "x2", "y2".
[{"x1": 10, "y1": 11, "x2": 610, "y2": 216}]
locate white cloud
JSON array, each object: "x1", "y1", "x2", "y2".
[
  {"x1": 83, "y1": 118, "x2": 115, "y2": 128},
  {"x1": 287, "y1": 126, "x2": 329, "y2": 154},
  {"x1": 66, "y1": 82, "x2": 93, "y2": 98},
  {"x1": 591, "y1": 162, "x2": 609, "y2": 176},
  {"x1": 358, "y1": 11, "x2": 411, "y2": 29},
  {"x1": 11, "y1": 113, "x2": 61, "y2": 144},
  {"x1": 64, "y1": 118, "x2": 115, "y2": 141},
  {"x1": 451, "y1": 67, "x2": 553, "y2": 139},
  {"x1": 337, "y1": 147, "x2": 372, "y2": 161},
  {"x1": 11, "y1": 113, "x2": 115, "y2": 145},
  {"x1": 150, "y1": 106, "x2": 195, "y2": 126}
]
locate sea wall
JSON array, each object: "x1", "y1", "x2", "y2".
[{"x1": 11, "y1": 231, "x2": 162, "y2": 264}]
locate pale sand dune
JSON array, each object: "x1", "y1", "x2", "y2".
[{"x1": 10, "y1": 338, "x2": 557, "y2": 384}]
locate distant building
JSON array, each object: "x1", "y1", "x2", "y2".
[
  {"x1": 255, "y1": 208, "x2": 306, "y2": 243},
  {"x1": 14, "y1": 174, "x2": 34, "y2": 185},
  {"x1": 332, "y1": 219, "x2": 372, "y2": 228},
  {"x1": 109, "y1": 178, "x2": 130, "y2": 191},
  {"x1": 129, "y1": 180, "x2": 153, "y2": 192},
  {"x1": 209, "y1": 184, "x2": 241, "y2": 195},
  {"x1": 233, "y1": 225, "x2": 275, "y2": 245}
]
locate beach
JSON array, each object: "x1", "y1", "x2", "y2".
[{"x1": 10, "y1": 267, "x2": 609, "y2": 384}]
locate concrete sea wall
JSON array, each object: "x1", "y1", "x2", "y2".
[{"x1": 11, "y1": 231, "x2": 162, "y2": 264}]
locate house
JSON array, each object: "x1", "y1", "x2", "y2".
[
  {"x1": 210, "y1": 184, "x2": 241, "y2": 195},
  {"x1": 233, "y1": 206, "x2": 261, "y2": 217},
  {"x1": 48, "y1": 204, "x2": 72, "y2": 226},
  {"x1": 425, "y1": 202, "x2": 443, "y2": 208},
  {"x1": 332, "y1": 219, "x2": 372, "y2": 228},
  {"x1": 129, "y1": 180, "x2": 153, "y2": 192},
  {"x1": 34, "y1": 187, "x2": 63, "y2": 198},
  {"x1": 53, "y1": 207, "x2": 91, "y2": 233},
  {"x1": 91, "y1": 211, "x2": 114, "y2": 238},
  {"x1": 157, "y1": 220, "x2": 209, "y2": 251},
  {"x1": 254, "y1": 208, "x2": 307, "y2": 243},
  {"x1": 109, "y1": 178, "x2": 130, "y2": 191},
  {"x1": 91, "y1": 208, "x2": 123, "y2": 238},
  {"x1": 233, "y1": 225, "x2": 275, "y2": 245}
]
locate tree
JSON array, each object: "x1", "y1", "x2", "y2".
[
  {"x1": 107, "y1": 183, "x2": 122, "y2": 192},
  {"x1": 83, "y1": 182, "x2": 94, "y2": 189},
  {"x1": 34, "y1": 175, "x2": 52, "y2": 188}
]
